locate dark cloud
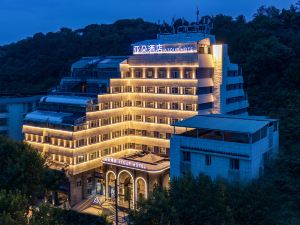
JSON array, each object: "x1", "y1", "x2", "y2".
[{"x1": 0, "y1": 0, "x2": 295, "y2": 45}]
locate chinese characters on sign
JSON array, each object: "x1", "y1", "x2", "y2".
[
  {"x1": 133, "y1": 44, "x2": 197, "y2": 55},
  {"x1": 103, "y1": 157, "x2": 147, "y2": 170}
]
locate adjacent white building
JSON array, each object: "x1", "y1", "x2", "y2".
[
  {"x1": 0, "y1": 95, "x2": 42, "y2": 140},
  {"x1": 170, "y1": 114, "x2": 279, "y2": 182}
]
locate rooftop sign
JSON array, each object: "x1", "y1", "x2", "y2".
[
  {"x1": 103, "y1": 157, "x2": 146, "y2": 170},
  {"x1": 133, "y1": 43, "x2": 197, "y2": 55}
]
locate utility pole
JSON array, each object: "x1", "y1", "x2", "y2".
[{"x1": 115, "y1": 178, "x2": 118, "y2": 225}]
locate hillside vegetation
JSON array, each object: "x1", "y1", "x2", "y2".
[{"x1": 0, "y1": 3, "x2": 300, "y2": 224}]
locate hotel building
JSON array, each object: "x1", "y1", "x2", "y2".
[{"x1": 23, "y1": 24, "x2": 249, "y2": 206}]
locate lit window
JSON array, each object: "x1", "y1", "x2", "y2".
[
  {"x1": 171, "y1": 70, "x2": 179, "y2": 79},
  {"x1": 135, "y1": 70, "x2": 142, "y2": 78},
  {"x1": 146, "y1": 69, "x2": 154, "y2": 78},
  {"x1": 158, "y1": 69, "x2": 167, "y2": 78},
  {"x1": 171, "y1": 103, "x2": 179, "y2": 110},
  {"x1": 171, "y1": 87, "x2": 179, "y2": 94}
]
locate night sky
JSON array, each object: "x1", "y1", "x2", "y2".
[{"x1": 0, "y1": 0, "x2": 295, "y2": 45}]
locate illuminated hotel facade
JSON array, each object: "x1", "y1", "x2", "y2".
[{"x1": 23, "y1": 27, "x2": 249, "y2": 205}]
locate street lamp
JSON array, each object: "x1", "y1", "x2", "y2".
[{"x1": 114, "y1": 178, "x2": 119, "y2": 225}]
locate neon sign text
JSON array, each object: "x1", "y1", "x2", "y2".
[
  {"x1": 103, "y1": 157, "x2": 146, "y2": 170},
  {"x1": 133, "y1": 44, "x2": 197, "y2": 55}
]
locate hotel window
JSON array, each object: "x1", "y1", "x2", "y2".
[
  {"x1": 157, "y1": 102, "x2": 167, "y2": 109},
  {"x1": 196, "y1": 68, "x2": 213, "y2": 79},
  {"x1": 198, "y1": 45, "x2": 211, "y2": 54},
  {"x1": 226, "y1": 96, "x2": 246, "y2": 104},
  {"x1": 226, "y1": 83, "x2": 243, "y2": 91},
  {"x1": 135, "y1": 69, "x2": 142, "y2": 78},
  {"x1": 171, "y1": 102, "x2": 179, "y2": 110},
  {"x1": 159, "y1": 147, "x2": 167, "y2": 155},
  {"x1": 124, "y1": 100, "x2": 132, "y2": 107},
  {"x1": 158, "y1": 87, "x2": 166, "y2": 94},
  {"x1": 159, "y1": 133, "x2": 167, "y2": 139},
  {"x1": 101, "y1": 148, "x2": 110, "y2": 156},
  {"x1": 135, "y1": 115, "x2": 143, "y2": 122},
  {"x1": 205, "y1": 155, "x2": 212, "y2": 166},
  {"x1": 171, "y1": 69, "x2": 179, "y2": 79},
  {"x1": 135, "y1": 101, "x2": 142, "y2": 107},
  {"x1": 87, "y1": 177, "x2": 92, "y2": 183},
  {"x1": 198, "y1": 102, "x2": 213, "y2": 110},
  {"x1": 197, "y1": 86, "x2": 213, "y2": 94},
  {"x1": 103, "y1": 102, "x2": 109, "y2": 110},
  {"x1": 146, "y1": 69, "x2": 154, "y2": 78},
  {"x1": 158, "y1": 69, "x2": 167, "y2": 78},
  {"x1": 112, "y1": 87, "x2": 121, "y2": 93},
  {"x1": 124, "y1": 71, "x2": 131, "y2": 78},
  {"x1": 89, "y1": 152, "x2": 97, "y2": 160},
  {"x1": 183, "y1": 69, "x2": 193, "y2": 79},
  {"x1": 146, "y1": 87, "x2": 155, "y2": 93},
  {"x1": 90, "y1": 136, "x2": 98, "y2": 144},
  {"x1": 134, "y1": 86, "x2": 142, "y2": 93},
  {"x1": 230, "y1": 159, "x2": 240, "y2": 170},
  {"x1": 101, "y1": 118, "x2": 110, "y2": 125},
  {"x1": 184, "y1": 104, "x2": 193, "y2": 111},
  {"x1": 76, "y1": 180, "x2": 82, "y2": 187},
  {"x1": 184, "y1": 87, "x2": 194, "y2": 95},
  {"x1": 146, "y1": 102, "x2": 155, "y2": 108},
  {"x1": 90, "y1": 120, "x2": 99, "y2": 128},
  {"x1": 171, "y1": 118, "x2": 179, "y2": 124},
  {"x1": 77, "y1": 139, "x2": 86, "y2": 147},
  {"x1": 77, "y1": 155, "x2": 85, "y2": 163},
  {"x1": 166, "y1": 133, "x2": 172, "y2": 139},
  {"x1": 182, "y1": 151, "x2": 191, "y2": 162},
  {"x1": 158, "y1": 117, "x2": 167, "y2": 124},
  {"x1": 113, "y1": 101, "x2": 121, "y2": 108},
  {"x1": 171, "y1": 87, "x2": 179, "y2": 94},
  {"x1": 102, "y1": 134, "x2": 110, "y2": 141},
  {"x1": 44, "y1": 136, "x2": 50, "y2": 143},
  {"x1": 145, "y1": 116, "x2": 155, "y2": 123},
  {"x1": 124, "y1": 115, "x2": 132, "y2": 121},
  {"x1": 227, "y1": 70, "x2": 239, "y2": 77},
  {"x1": 124, "y1": 86, "x2": 132, "y2": 92}
]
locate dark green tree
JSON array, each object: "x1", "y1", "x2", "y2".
[
  {"x1": 0, "y1": 136, "x2": 46, "y2": 202},
  {"x1": 0, "y1": 190, "x2": 29, "y2": 225}
]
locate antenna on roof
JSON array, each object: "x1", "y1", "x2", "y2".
[
  {"x1": 158, "y1": 20, "x2": 161, "y2": 34},
  {"x1": 171, "y1": 16, "x2": 176, "y2": 33}
]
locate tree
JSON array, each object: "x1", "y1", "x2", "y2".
[
  {"x1": 0, "y1": 190, "x2": 29, "y2": 225},
  {"x1": 0, "y1": 136, "x2": 46, "y2": 202},
  {"x1": 128, "y1": 187, "x2": 176, "y2": 225},
  {"x1": 30, "y1": 203, "x2": 111, "y2": 225}
]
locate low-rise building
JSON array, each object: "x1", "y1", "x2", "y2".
[
  {"x1": 0, "y1": 94, "x2": 42, "y2": 140},
  {"x1": 170, "y1": 114, "x2": 279, "y2": 182}
]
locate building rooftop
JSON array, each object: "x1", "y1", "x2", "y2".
[
  {"x1": 71, "y1": 56, "x2": 128, "y2": 70},
  {"x1": 173, "y1": 114, "x2": 278, "y2": 134},
  {"x1": 0, "y1": 93, "x2": 43, "y2": 104},
  {"x1": 40, "y1": 95, "x2": 97, "y2": 106},
  {"x1": 24, "y1": 110, "x2": 85, "y2": 125},
  {"x1": 133, "y1": 33, "x2": 215, "y2": 46}
]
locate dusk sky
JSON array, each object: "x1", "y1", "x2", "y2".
[{"x1": 0, "y1": 0, "x2": 295, "y2": 45}]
